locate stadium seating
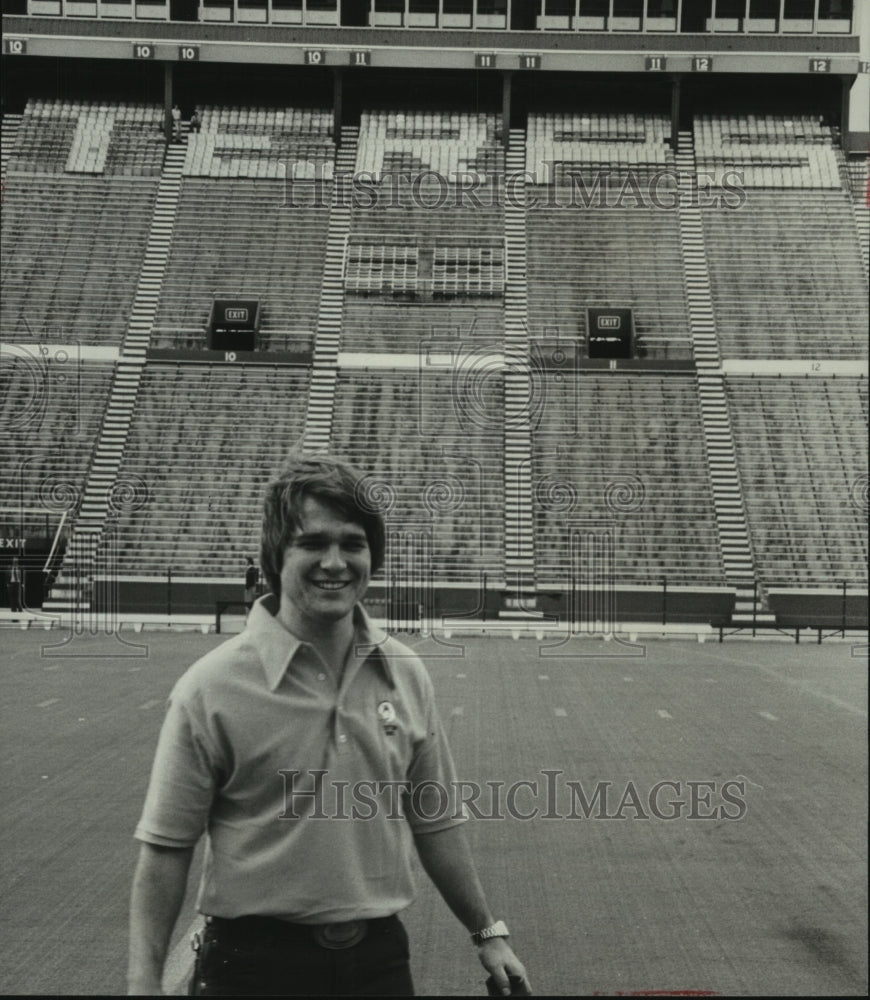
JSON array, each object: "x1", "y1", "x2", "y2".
[
  {"x1": 110, "y1": 363, "x2": 310, "y2": 576},
  {"x1": 726, "y1": 377, "x2": 868, "y2": 586},
  {"x1": 701, "y1": 190, "x2": 868, "y2": 358},
  {"x1": 8, "y1": 99, "x2": 165, "y2": 176},
  {"x1": 340, "y1": 301, "x2": 504, "y2": 353},
  {"x1": 0, "y1": 355, "x2": 114, "y2": 538},
  {"x1": 330, "y1": 369, "x2": 505, "y2": 581},
  {"x1": 183, "y1": 106, "x2": 334, "y2": 179},
  {"x1": 1, "y1": 174, "x2": 159, "y2": 345},
  {"x1": 844, "y1": 155, "x2": 869, "y2": 206},
  {"x1": 694, "y1": 114, "x2": 841, "y2": 189},
  {"x1": 841, "y1": 152, "x2": 869, "y2": 275},
  {"x1": 5, "y1": 97, "x2": 866, "y2": 607},
  {"x1": 343, "y1": 239, "x2": 504, "y2": 300},
  {"x1": 150, "y1": 178, "x2": 330, "y2": 352},
  {"x1": 344, "y1": 243, "x2": 420, "y2": 297},
  {"x1": 690, "y1": 115, "x2": 867, "y2": 360},
  {"x1": 151, "y1": 107, "x2": 335, "y2": 351},
  {"x1": 1, "y1": 99, "x2": 164, "y2": 346},
  {"x1": 524, "y1": 112, "x2": 690, "y2": 357},
  {"x1": 343, "y1": 112, "x2": 506, "y2": 352},
  {"x1": 355, "y1": 111, "x2": 503, "y2": 181},
  {"x1": 526, "y1": 111, "x2": 670, "y2": 186},
  {"x1": 531, "y1": 373, "x2": 723, "y2": 585},
  {"x1": 525, "y1": 206, "x2": 690, "y2": 356}
]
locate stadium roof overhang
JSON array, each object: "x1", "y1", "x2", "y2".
[{"x1": 1, "y1": 15, "x2": 862, "y2": 73}]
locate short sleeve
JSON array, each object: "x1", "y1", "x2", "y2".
[
  {"x1": 404, "y1": 681, "x2": 468, "y2": 835},
  {"x1": 134, "y1": 687, "x2": 219, "y2": 848}
]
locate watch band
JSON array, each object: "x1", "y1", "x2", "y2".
[{"x1": 471, "y1": 920, "x2": 510, "y2": 946}]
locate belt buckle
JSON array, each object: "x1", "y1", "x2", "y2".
[{"x1": 312, "y1": 920, "x2": 367, "y2": 950}]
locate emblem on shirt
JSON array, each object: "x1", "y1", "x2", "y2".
[{"x1": 377, "y1": 701, "x2": 397, "y2": 736}]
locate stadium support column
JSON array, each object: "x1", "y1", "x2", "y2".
[
  {"x1": 845, "y1": 75, "x2": 869, "y2": 155},
  {"x1": 669, "y1": 75, "x2": 681, "y2": 151},
  {"x1": 163, "y1": 62, "x2": 173, "y2": 145},
  {"x1": 848, "y1": 0, "x2": 870, "y2": 153},
  {"x1": 333, "y1": 68, "x2": 344, "y2": 149},
  {"x1": 502, "y1": 71, "x2": 513, "y2": 151}
]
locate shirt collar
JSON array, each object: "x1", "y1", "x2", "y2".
[{"x1": 247, "y1": 594, "x2": 395, "y2": 692}]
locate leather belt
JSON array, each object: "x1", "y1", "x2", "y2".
[{"x1": 202, "y1": 914, "x2": 396, "y2": 951}]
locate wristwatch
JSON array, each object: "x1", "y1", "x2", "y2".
[{"x1": 471, "y1": 920, "x2": 510, "y2": 946}]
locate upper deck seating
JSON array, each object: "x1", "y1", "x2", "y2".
[
  {"x1": 182, "y1": 105, "x2": 335, "y2": 180},
  {"x1": 8, "y1": 98, "x2": 165, "y2": 176},
  {"x1": 1, "y1": 99, "x2": 164, "y2": 345},
  {"x1": 526, "y1": 111, "x2": 670, "y2": 187},
  {"x1": 355, "y1": 110, "x2": 503, "y2": 182},
  {"x1": 151, "y1": 106, "x2": 335, "y2": 351},
  {"x1": 1, "y1": 174, "x2": 159, "y2": 345},
  {"x1": 695, "y1": 115, "x2": 866, "y2": 358},
  {"x1": 151, "y1": 178, "x2": 330, "y2": 353},
  {"x1": 694, "y1": 114, "x2": 841, "y2": 189},
  {"x1": 701, "y1": 190, "x2": 868, "y2": 358},
  {"x1": 344, "y1": 112, "x2": 505, "y2": 352},
  {"x1": 524, "y1": 112, "x2": 689, "y2": 358}
]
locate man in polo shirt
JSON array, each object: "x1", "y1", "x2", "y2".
[{"x1": 128, "y1": 453, "x2": 530, "y2": 996}]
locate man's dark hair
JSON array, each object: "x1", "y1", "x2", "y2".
[{"x1": 260, "y1": 452, "x2": 386, "y2": 598}]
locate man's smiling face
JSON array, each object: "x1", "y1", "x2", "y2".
[{"x1": 278, "y1": 495, "x2": 372, "y2": 634}]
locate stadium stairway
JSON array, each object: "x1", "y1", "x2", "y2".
[
  {"x1": 44, "y1": 142, "x2": 187, "y2": 617},
  {"x1": 1, "y1": 114, "x2": 23, "y2": 186},
  {"x1": 500, "y1": 129, "x2": 538, "y2": 615},
  {"x1": 674, "y1": 131, "x2": 774, "y2": 628},
  {"x1": 674, "y1": 133, "x2": 720, "y2": 371},
  {"x1": 303, "y1": 126, "x2": 357, "y2": 454},
  {"x1": 846, "y1": 157, "x2": 869, "y2": 278},
  {"x1": 855, "y1": 203, "x2": 869, "y2": 279}
]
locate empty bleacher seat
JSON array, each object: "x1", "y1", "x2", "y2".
[
  {"x1": 0, "y1": 355, "x2": 114, "y2": 521},
  {"x1": 110, "y1": 363, "x2": 310, "y2": 576},
  {"x1": 330, "y1": 369, "x2": 505, "y2": 581},
  {"x1": 531, "y1": 372, "x2": 723, "y2": 586},
  {"x1": 1, "y1": 175, "x2": 159, "y2": 345},
  {"x1": 355, "y1": 110, "x2": 503, "y2": 182},
  {"x1": 701, "y1": 190, "x2": 868, "y2": 359},
  {"x1": 726, "y1": 377, "x2": 868, "y2": 587}
]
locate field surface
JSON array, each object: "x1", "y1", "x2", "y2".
[{"x1": 1, "y1": 629, "x2": 866, "y2": 996}]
